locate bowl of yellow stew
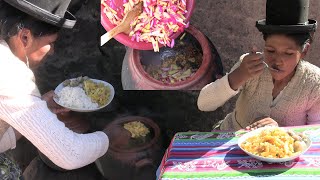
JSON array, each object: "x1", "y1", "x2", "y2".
[{"x1": 238, "y1": 126, "x2": 311, "y2": 163}]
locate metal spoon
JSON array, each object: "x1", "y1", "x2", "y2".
[
  {"x1": 262, "y1": 61, "x2": 279, "y2": 72},
  {"x1": 254, "y1": 52, "x2": 279, "y2": 72}
]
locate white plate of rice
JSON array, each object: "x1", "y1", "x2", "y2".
[{"x1": 53, "y1": 77, "x2": 115, "y2": 112}]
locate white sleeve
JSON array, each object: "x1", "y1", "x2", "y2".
[
  {"x1": 306, "y1": 86, "x2": 320, "y2": 125},
  {"x1": 0, "y1": 127, "x2": 16, "y2": 153},
  {"x1": 0, "y1": 95, "x2": 109, "y2": 170},
  {"x1": 197, "y1": 54, "x2": 248, "y2": 112},
  {"x1": 197, "y1": 74, "x2": 239, "y2": 111}
]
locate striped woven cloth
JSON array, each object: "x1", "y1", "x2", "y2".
[{"x1": 158, "y1": 125, "x2": 320, "y2": 180}]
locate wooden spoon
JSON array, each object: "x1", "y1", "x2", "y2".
[{"x1": 100, "y1": 2, "x2": 143, "y2": 46}]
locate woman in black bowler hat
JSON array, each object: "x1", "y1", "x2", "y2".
[
  {"x1": 198, "y1": 0, "x2": 320, "y2": 131},
  {"x1": 0, "y1": 0, "x2": 113, "y2": 177}
]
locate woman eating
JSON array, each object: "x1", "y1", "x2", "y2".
[{"x1": 198, "y1": 0, "x2": 320, "y2": 131}]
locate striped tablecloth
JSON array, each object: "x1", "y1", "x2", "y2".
[{"x1": 158, "y1": 125, "x2": 320, "y2": 180}]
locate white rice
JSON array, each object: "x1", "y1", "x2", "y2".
[{"x1": 57, "y1": 86, "x2": 98, "y2": 109}]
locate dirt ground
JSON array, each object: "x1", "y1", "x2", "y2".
[{"x1": 5, "y1": 0, "x2": 320, "y2": 179}]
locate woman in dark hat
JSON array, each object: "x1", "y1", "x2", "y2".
[
  {"x1": 0, "y1": 0, "x2": 111, "y2": 176},
  {"x1": 198, "y1": 0, "x2": 320, "y2": 130}
]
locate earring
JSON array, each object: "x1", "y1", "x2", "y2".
[{"x1": 25, "y1": 55, "x2": 29, "y2": 68}]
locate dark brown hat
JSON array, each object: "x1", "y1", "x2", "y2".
[
  {"x1": 3, "y1": 0, "x2": 76, "y2": 29},
  {"x1": 256, "y1": 0, "x2": 317, "y2": 33}
]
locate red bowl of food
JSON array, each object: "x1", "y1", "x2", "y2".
[{"x1": 101, "y1": 0, "x2": 196, "y2": 51}]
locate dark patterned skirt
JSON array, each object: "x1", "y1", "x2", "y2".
[{"x1": 0, "y1": 153, "x2": 22, "y2": 180}]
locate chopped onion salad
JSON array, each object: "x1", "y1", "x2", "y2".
[{"x1": 102, "y1": 0, "x2": 189, "y2": 52}]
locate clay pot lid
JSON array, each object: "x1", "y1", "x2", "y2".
[{"x1": 104, "y1": 116, "x2": 160, "y2": 153}]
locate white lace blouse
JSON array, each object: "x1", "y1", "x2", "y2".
[
  {"x1": 198, "y1": 54, "x2": 320, "y2": 130},
  {"x1": 0, "y1": 40, "x2": 109, "y2": 170}
]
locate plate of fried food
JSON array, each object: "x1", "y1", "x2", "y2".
[
  {"x1": 53, "y1": 76, "x2": 115, "y2": 112},
  {"x1": 238, "y1": 126, "x2": 311, "y2": 163}
]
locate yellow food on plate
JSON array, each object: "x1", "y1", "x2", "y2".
[
  {"x1": 241, "y1": 128, "x2": 301, "y2": 158},
  {"x1": 123, "y1": 121, "x2": 150, "y2": 138},
  {"x1": 83, "y1": 79, "x2": 110, "y2": 106}
]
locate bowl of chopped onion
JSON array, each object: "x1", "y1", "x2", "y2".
[{"x1": 101, "y1": 0, "x2": 195, "y2": 52}]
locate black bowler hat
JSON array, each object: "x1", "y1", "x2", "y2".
[
  {"x1": 256, "y1": 0, "x2": 317, "y2": 33},
  {"x1": 3, "y1": 0, "x2": 76, "y2": 29}
]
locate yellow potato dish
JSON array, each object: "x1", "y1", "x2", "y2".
[
  {"x1": 83, "y1": 79, "x2": 110, "y2": 106},
  {"x1": 241, "y1": 128, "x2": 300, "y2": 158},
  {"x1": 123, "y1": 121, "x2": 150, "y2": 138}
]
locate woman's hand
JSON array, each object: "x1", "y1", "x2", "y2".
[
  {"x1": 246, "y1": 117, "x2": 278, "y2": 130},
  {"x1": 102, "y1": 125, "x2": 131, "y2": 148},
  {"x1": 228, "y1": 47, "x2": 265, "y2": 90},
  {"x1": 41, "y1": 90, "x2": 70, "y2": 114},
  {"x1": 238, "y1": 51, "x2": 265, "y2": 79}
]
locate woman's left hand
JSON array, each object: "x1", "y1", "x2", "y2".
[
  {"x1": 246, "y1": 117, "x2": 278, "y2": 130},
  {"x1": 41, "y1": 90, "x2": 70, "y2": 114}
]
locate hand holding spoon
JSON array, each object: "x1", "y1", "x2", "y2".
[
  {"x1": 100, "y1": 2, "x2": 143, "y2": 46},
  {"x1": 254, "y1": 51, "x2": 279, "y2": 72}
]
